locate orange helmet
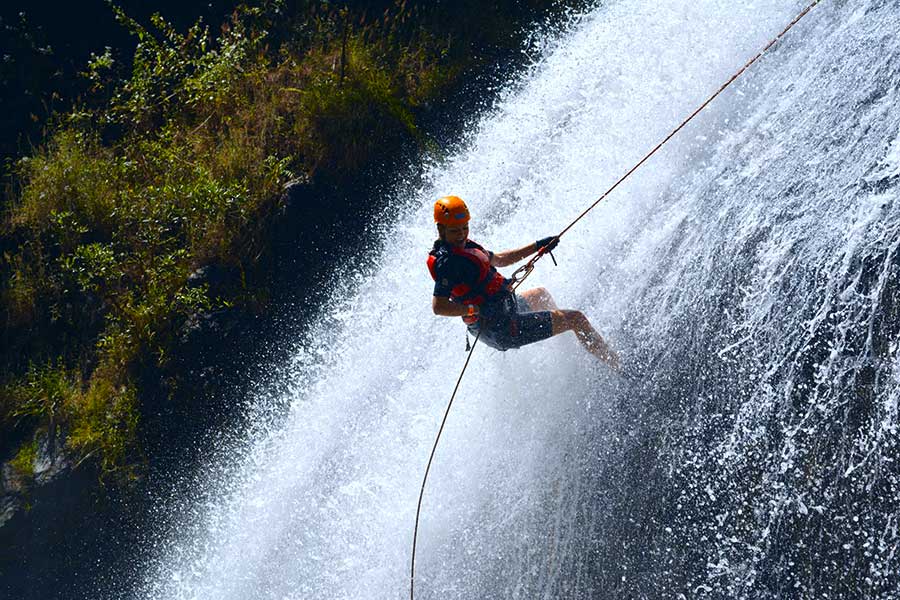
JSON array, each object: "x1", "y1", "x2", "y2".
[{"x1": 434, "y1": 195, "x2": 470, "y2": 226}]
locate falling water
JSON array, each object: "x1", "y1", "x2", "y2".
[{"x1": 134, "y1": 0, "x2": 900, "y2": 598}]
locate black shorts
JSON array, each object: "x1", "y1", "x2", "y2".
[{"x1": 468, "y1": 294, "x2": 554, "y2": 351}]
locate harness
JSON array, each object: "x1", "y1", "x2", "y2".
[{"x1": 427, "y1": 240, "x2": 511, "y2": 324}]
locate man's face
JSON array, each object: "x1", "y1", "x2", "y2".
[{"x1": 443, "y1": 222, "x2": 469, "y2": 247}]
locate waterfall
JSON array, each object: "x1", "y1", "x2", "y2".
[{"x1": 135, "y1": 0, "x2": 900, "y2": 598}]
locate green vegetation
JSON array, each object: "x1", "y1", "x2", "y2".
[
  {"x1": 9, "y1": 439, "x2": 38, "y2": 482},
  {"x1": 1, "y1": 1, "x2": 585, "y2": 481},
  {"x1": 2, "y1": 362, "x2": 136, "y2": 480}
]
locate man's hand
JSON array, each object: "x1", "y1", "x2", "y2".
[{"x1": 536, "y1": 236, "x2": 560, "y2": 254}]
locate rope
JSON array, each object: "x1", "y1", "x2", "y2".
[
  {"x1": 410, "y1": 1, "x2": 822, "y2": 597},
  {"x1": 410, "y1": 328, "x2": 482, "y2": 600}
]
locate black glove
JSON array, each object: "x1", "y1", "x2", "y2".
[{"x1": 535, "y1": 236, "x2": 559, "y2": 253}]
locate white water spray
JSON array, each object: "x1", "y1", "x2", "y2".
[{"x1": 136, "y1": 1, "x2": 900, "y2": 598}]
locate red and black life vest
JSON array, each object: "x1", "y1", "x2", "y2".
[{"x1": 427, "y1": 240, "x2": 510, "y2": 324}]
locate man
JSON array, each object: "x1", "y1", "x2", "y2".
[{"x1": 427, "y1": 195, "x2": 620, "y2": 368}]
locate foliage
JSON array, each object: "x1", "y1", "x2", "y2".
[
  {"x1": 9, "y1": 440, "x2": 38, "y2": 481},
  {"x1": 5, "y1": 361, "x2": 79, "y2": 424},
  {"x1": 2, "y1": 361, "x2": 137, "y2": 477},
  {"x1": 66, "y1": 375, "x2": 138, "y2": 474},
  {"x1": 1, "y1": 0, "x2": 583, "y2": 477}
]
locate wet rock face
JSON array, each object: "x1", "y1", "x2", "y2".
[
  {"x1": 33, "y1": 433, "x2": 71, "y2": 485},
  {"x1": 0, "y1": 431, "x2": 73, "y2": 528},
  {"x1": 0, "y1": 465, "x2": 24, "y2": 528}
]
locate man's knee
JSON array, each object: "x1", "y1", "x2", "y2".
[
  {"x1": 531, "y1": 287, "x2": 551, "y2": 302},
  {"x1": 536, "y1": 287, "x2": 559, "y2": 310},
  {"x1": 549, "y1": 309, "x2": 568, "y2": 334}
]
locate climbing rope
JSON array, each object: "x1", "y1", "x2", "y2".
[
  {"x1": 410, "y1": 1, "x2": 822, "y2": 597},
  {"x1": 409, "y1": 328, "x2": 482, "y2": 600}
]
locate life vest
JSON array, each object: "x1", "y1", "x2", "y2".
[{"x1": 427, "y1": 240, "x2": 510, "y2": 324}]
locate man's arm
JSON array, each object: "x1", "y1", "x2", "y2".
[
  {"x1": 490, "y1": 242, "x2": 539, "y2": 268},
  {"x1": 433, "y1": 296, "x2": 478, "y2": 317},
  {"x1": 491, "y1": 236, "x2": 559, "y2": 268}
]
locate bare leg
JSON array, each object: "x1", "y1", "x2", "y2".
[
  {"x1": 519, "y1": 287, "x2": 558, "y2": 311},
  {"x1": 549, "y1": 309, "x2": 620, "y2": 369}
]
